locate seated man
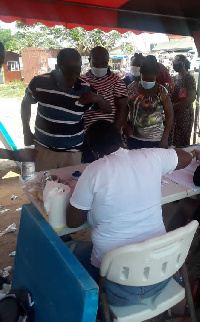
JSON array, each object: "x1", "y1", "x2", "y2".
[{"x1": 67, "y1": 120, "x2": 192, "y2": 307}]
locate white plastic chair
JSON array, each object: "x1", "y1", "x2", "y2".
[{"x1": 99, "y1": 220, "x2": 199, "y2": 322}]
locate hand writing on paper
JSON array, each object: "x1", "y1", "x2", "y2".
[{"x1": 191, "y1": 149, "x2": 200, "y2": 160}]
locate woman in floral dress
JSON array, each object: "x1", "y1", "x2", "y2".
[
  {"x1": 170, "y1": 55, "x2": 196, "y2": 147},
  {"x1": 124, "y1": 56, "x2": 173, "y2": 149}
]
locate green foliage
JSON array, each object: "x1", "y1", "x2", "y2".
[
  {"x1": 0, "y1": 22, "x2": 138, "y2": 55},
  {"x1": 0, "y1": 81, "x2": 25, "y2": 98},
  {"x1": 0, "y1": 28, "x2": 14, "y2": 50},
  {"x1": 66, "y1": 28, "x2": 122, "y2": 54}
]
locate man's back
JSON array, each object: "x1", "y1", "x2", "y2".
[{"x1": 71, "y1": 147, "x2": 178, "y2": 267}]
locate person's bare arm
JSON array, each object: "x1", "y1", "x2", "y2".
[
  {"x1": 175, "y1": 148, "x2": 193, "y2": 170},
  {"x1": 0, "y1": 148, "x2": 36, "y2": 162},
  {"x1": 173, "y1": 89, "x2": 196, "y2": 110},
  {"x1": 67, "y1": 204, "x2": 87, "y2": 228},
  {"x1": 21, "y1": 96, "x2": 34, "y2": 146},
  {"x1": 193, "y1": 149, "x2": 200, "y2": 160},
  {"x1": 114, "y1": 97, "x2": 128, "y2": 130},
  {"x1": 159, "y1": 95, "x2": 173, "y2": 148},
  {"x1": 96, "y1": 95, "x2": 112, "y2": 114},
  {"x1": 79, "y1": 92, "x2": 112, "y2": 114}
]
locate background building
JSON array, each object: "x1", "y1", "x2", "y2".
[
  {"x1": 0, "y1": 51, "x2": 21, "y2": 84},
  {"x1": 21, "y1": 47, "x2": 59, "y2": 84}
]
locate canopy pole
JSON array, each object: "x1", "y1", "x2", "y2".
[{"x1": 193, "y1": 67, "x2": 200, "y2": 144}]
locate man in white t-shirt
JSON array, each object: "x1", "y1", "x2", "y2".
[{"x1": 67, "y1": 120, "x2": 193, "y2": 307}]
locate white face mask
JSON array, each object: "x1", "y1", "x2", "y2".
[
  {"x1": 140, "y1": 79, "x2": 155, "y2": 90},
  {"x1": 130, "y1": 66, "x2": 141, "y2": 77},
  {"x1": 91, "y1": 67, "x2": 107, "y2": 78}
]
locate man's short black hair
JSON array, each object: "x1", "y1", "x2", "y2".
[
  {"x1": 140, "y1": 55, "x2": 159, "y2": 75},
  {"x1": 57, "y1": 48, "x2": 81, "y2": 66},
  {"x1": 130, "y1": 53, "x2": 144, "y2": 64},
  {"x1": 89, "y1": 46, "x2": 109, "y2": 60},
  {"x1": 86, "y1": 120, "x2": 121, "y2": 156}
]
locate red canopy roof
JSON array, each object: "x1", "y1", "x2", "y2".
[
  {"x1": 0, "y1": 0, "x2": 136, "y2": 33},
  {"x1": 1, "y1": 0, "x2": 200, "y2": 53},
  {"x1": 0, "y1": 0, "x2": 200, "y2": 35}
]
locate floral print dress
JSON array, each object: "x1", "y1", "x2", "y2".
[
  {"x1": 128, "y1": 82, "x2": 168, "y2": 142},
  {"x1": 170, "y1": 72, "x2": 196, "y2": 147}
]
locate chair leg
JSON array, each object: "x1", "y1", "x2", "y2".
[
  {"x1": 181, "y1": 264, "x2": 197, "y2": 322},
  {"x1": 99, "y1": 277, "x2": 111, "y2": 322},
  {"x1": 100, "y1": 291, "x2": 111, "y2": 322},
  {"x1": 187, "y1": 250, "x2": 200, "y2": 273}
]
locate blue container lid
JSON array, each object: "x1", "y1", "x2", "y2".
[{"x1": 72, "y1": 171, "x2": 82, "y2": 178}]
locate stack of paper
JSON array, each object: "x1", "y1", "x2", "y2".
[{"x1": 164, "y1": 161, "x2": 200, "y2": 191}]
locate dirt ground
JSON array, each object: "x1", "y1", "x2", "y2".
[
  {"x1": 0, "y1": 162, "x2": 28, "y2": 281},
  {"x1": 0, "y1": 160, "x2": 91, "y2": 282},
  {"x1": 0, "y1": 98, "x2": 36, "y2": 281}
]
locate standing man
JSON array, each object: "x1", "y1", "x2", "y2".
[
  {"x1": 81, "y1": 46, "x2": 128, "y2": 131},
  {"x1": 21, "y1": 48, "x2": 111, "y2": 171}
]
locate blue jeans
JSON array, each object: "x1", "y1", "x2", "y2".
[
  {"x1": 104, "y1": 278, "x2": 170, "y2": 306},
  {"x1": 127, "y1": 137, "x2": 160, "y2": 150},
  {"x1": 66, "y1": 241, "x2": 171, "y2": 307}
]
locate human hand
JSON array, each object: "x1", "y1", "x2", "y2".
[
  {"x1": 192, "y1": 149, "x2": 200, "y2": 160},
  {"x1": 17, "y1": 148, "x2": 37, "y2": 162},
  {"x1": 23, "y1": 128, "x2": 34, "y2": 146},
  {"x1": 122, "y1": 123, "x2": 133, "y2": 138},
  {"x1": 159, "y1": 137, "x2": 169, "y2": 149},
  {"x1": 78, "y1": 91, "x2": 100, "y2": 105}
]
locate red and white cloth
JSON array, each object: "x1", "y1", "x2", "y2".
[{"x1": 80, "y1": 70, "x2": 127, "y2": 129}]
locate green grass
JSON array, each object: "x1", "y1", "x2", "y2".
[{"x1": 0, "y1": 81, "x2": 26, "y2": 98}]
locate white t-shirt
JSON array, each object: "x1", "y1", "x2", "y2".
[{"x1": 70, "y1": 148, "x2": 178, "y2": 268}]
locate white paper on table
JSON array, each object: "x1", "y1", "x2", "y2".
[
  {"x1": 184, "y1": 161, "x2": 199, "y2": 174},
  {"x1": 161, "y1": 179, "x2": 169, "y2": 187},
  {"x1": 165, "y1": 169, "x2": 200, "y2": 191}
]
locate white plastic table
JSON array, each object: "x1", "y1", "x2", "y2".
[{"x1": 23, "y1": 154, "x2": 200, "y2": 237}]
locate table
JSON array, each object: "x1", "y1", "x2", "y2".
[
  {"x1": 22, "y1": 153, "x2": 200, "y2": 237},
  {"x1": 21, "y1": 164, "x2": 89, "y2": 236},
  {"x1": 14, "y1": 149, "x2": 200, "y2": 321}
]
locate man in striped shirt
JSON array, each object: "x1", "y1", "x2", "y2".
[
  {"x1": 21, "y1": 48, "x2": 111, "y2": 171},
  {"x1": 81, "y1": 46, "x2": 128, "y2": 130},
  {"x1": 80, "y1": 46, "x2": 128, "y2": 162}
]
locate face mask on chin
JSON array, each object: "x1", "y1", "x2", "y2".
[
  {"x1": 130, "y1": 66, "x2": 141, "y2": 77},
  {"x1": 140, "y1": 79, "x2": 155, "y2": 90},
  {"x1": 91, "y1": 67, "x2": 108, "y2": 78}
]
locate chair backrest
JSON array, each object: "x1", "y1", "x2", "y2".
[{"x1": 100, "y1": 220, "x2": 199, "y2": 287}]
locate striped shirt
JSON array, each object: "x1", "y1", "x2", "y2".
[
  {"x1": 26, "y1": 72, "x2": 97, "y2": 151},
  {"x1": 80, "y1": 70, "x2": 127, "y2": 129}
]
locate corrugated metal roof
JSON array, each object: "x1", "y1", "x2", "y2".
[{"x1": 152, "y1": 39, "x2": 195, "y2": 52}]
